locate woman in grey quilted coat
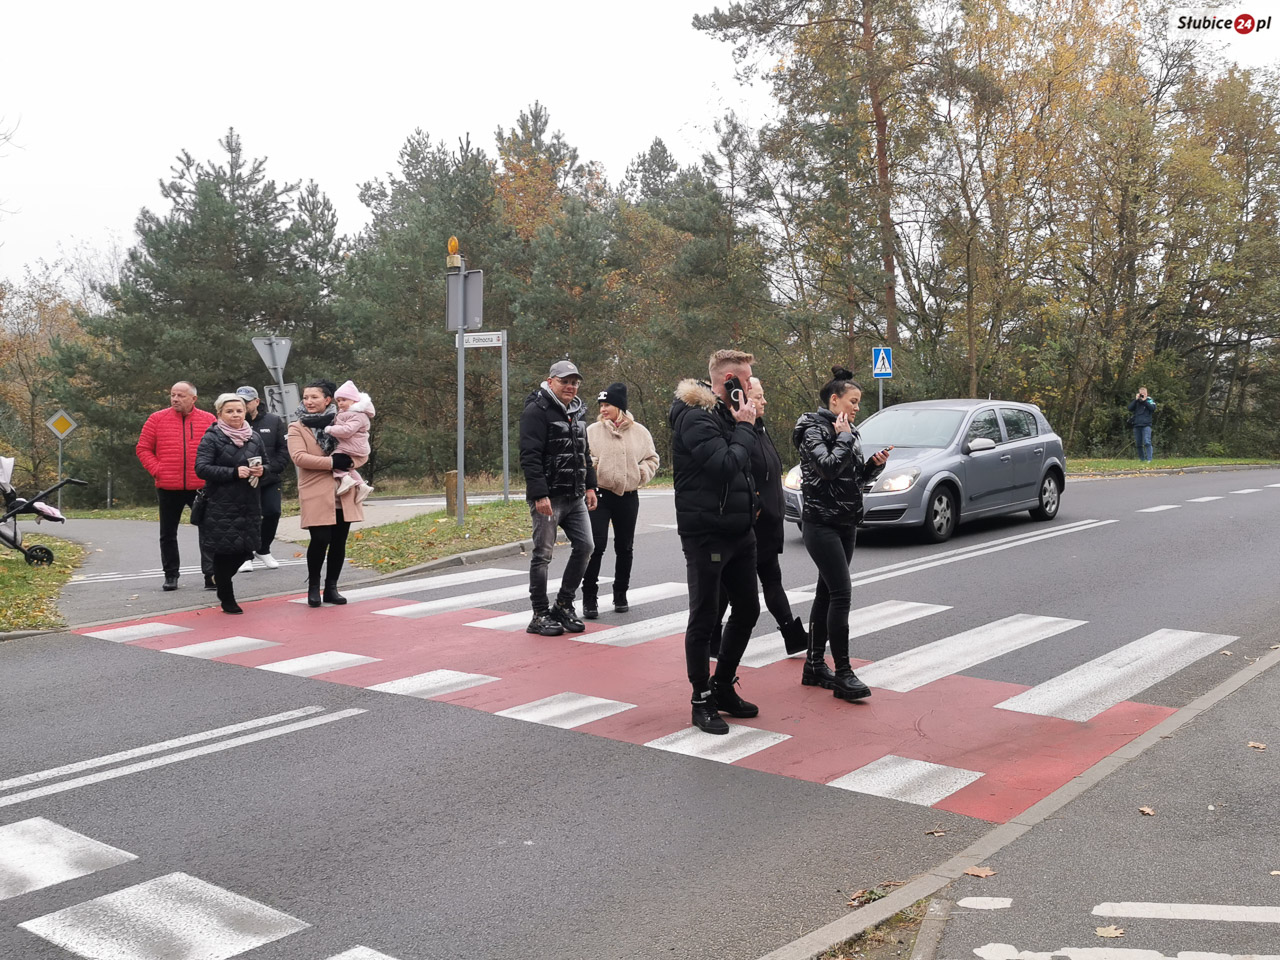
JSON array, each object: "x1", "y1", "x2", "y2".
[{"x1": 195, "y1": 393, "x2": 265, "y2": 614}]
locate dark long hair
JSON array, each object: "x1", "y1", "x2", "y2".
[
  {"x1": 305, "y1": 378, "x2": 337, "y2": 401},
  {"x1": 819, "y1": 366, "x2": 862, "y2": 408}
]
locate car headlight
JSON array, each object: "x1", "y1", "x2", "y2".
[
  {"x1": 871, "y1": 468, "x2": 920, "y2": 493},
  {"x1": 783, "y1": 465, "x2": 802, "y2": 490}
]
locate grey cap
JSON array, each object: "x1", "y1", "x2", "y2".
[
  {"x1": 235, "y1": 385, "x2": 259, "y2": 401},
  {"x1": 548, "y1": 360, "x2": 581, "y2": 380}
]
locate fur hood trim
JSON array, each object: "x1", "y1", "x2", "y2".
[{"x1": 674, "y1": 379, "x2": 717, "y2": 412}]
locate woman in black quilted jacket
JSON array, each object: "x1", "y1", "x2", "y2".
[
  {"x1": 792, "y1": 368, "x2": 891, "y2": 702},
  {"x1": 195, "y1": 394, "x2": 265, "y2": 614}
]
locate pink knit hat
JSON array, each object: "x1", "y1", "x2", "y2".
[{"x1": 334, "y1": 379, "x2": 360, "y2": 401}]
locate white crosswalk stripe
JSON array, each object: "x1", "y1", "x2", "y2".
[
  {"x1": 19, "y1": 872, "x2": 310, "y2": 960},
  {"x1": 572, "y1": 589, "x2": 811, "y2": 649},
  {"x1": 740, "y1": 600, "x2": 950, "y2": 669},
  {"x1": 828, "y1": 755, "x2": 983, "y2": 806},
  {"x1": 996, "y1": 627, "x2": 1238, "y2": 721},
  {"x1": 0, "y1": 818, "x2": 136, "y2": 901},
  {"x1": 496, "y1": 693, "x2": 635, "y2": 729},
  {"x1": 288, "y1": 566, "x2": 524, "y2": 604},
  {"x1": 645, "y1": 724, "x2": 789, "y2": 763},
  {"x1": 325, "y1": 949, "x2": 402, "y2": 960},
  {"x1": 373, "y1": 577, "x2": 604, "y2": 619},
  {"x1": 367, "y1": 669, "x2": 499, "y2": 699},
  {"x1": 465, "y1": 582, "x2": 687, "y2": 630},
  {"x1": 163, "y1": 636, "x2": 279, "y2": 658},
  {"x1": 859, "y1": 614, "x2": 1086, "y2": 693},
  {"x1": 256, "y1": 651, "x2": 381, "y2": 677},
  {"x1": 84, "y1": 622, "x2": 191, "y2": 643}
]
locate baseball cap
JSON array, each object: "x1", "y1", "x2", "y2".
[
  {"x1": 548, "y1": 360, "x2": 581, "y2": 381},
  {"x1": 235, "y1": 386, "x2": 259, "y2": 401}
]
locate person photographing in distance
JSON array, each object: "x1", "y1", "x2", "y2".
[{"x1": 1127, "y1": 387, "x2": 1157, "y2": 462}]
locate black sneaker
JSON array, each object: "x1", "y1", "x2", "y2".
[
  {"x1": 549, "y1": 600, "x2": 585, "y2": 633},
  {"x1": 162, "y1": 577, "x2": 178, "y2": 592},
  {"x1": 526, "y1": 612, "x2": 565, "y2": 636},
  {"x1": 691, "y1": 694, "x2": 729, "y2": 735},
  {"x1": 710, "y1": 676, "x2": 759, "y2": 718},
  {"x1": 204, "y1": 575, "x2": 216, "y2": 590},
  {"x1": 613, "y1": 592, "x2": 629, "y2": 613},
  {"x1": 582, "y1": 598, "x2": 599, "y2": 619}
]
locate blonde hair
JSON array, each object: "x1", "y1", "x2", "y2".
[
  {"x1": 214, "y1": 393, "x2": 245, "y2": 413},
  {"x1": 708, "y1": 349, "x2": 755, "y2": 381}
]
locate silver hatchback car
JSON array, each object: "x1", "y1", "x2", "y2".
[{"x1": 783, "y1": 399, "x2": 1066, "y2": 542}]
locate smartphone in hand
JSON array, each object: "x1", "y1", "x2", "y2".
[{"x1": 725, "y1": 375, "x2": 744, "y2": 411}]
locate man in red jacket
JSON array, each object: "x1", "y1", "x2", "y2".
[{"x1": 135, "y1": 381, "x2": 216, "y2": 591}]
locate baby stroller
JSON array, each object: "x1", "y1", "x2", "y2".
[{"x1": 1, "y1": 455, "x2": 88, "y2": 565}]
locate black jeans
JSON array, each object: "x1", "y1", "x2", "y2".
[
  {"x1": 583, "y1": 489, "x2": 639, "y2": 601},
  {"x1": 716, "y1": 532, "x2": 794, "y2": 630},
  {"x1": 258, "y1": 483, "x2": 282, "y2": 553},
  {"x1": 682, "y1": 533, "x2": 760, "y2": 693},
  {"x1": 212, "y1": 552, "x2": 250, "y2": 598},
  {"x1": 156, "y1": 487, "x2": 213, "y2": 579},
  {"x1": 802, "y1": 522, "x2": 856, "y2": 661},
  {"x1": 307, "y1": 508, "x2": 351, "y2": 585}
]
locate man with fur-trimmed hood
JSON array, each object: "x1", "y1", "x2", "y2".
[{"x1": 668, "y1": 348, "x2": 762, "y2": 734}]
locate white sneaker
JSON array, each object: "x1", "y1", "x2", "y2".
[
  {"x1": 238, "y1": 558, "x2": 254, "y2": 573},
  {"x1": 336, "y1": 474, "x2": 358, "y2": 496},
  {"x1": 255, "y1": 551, "x2": 279, "y2": 569},
  {"x1": 355, "y1": 483, "x2": 374, "y2": 504}
]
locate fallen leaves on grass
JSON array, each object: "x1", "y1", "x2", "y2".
[
  {"x1": 964, "y1": 866, "x2": 996, "y2": 878},
  {"x1": 1095, "y1": 925, "x2": 1124, "y2": 938},
  {"x1": 1139, "y1": 806, "x2": 1156, "y2": 816}
]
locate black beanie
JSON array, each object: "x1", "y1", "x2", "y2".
[{"x1": 597, "y1": 382, "x2": 628, "y2": 412}]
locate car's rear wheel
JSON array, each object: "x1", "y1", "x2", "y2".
[
  {"x1": 922, "y1": 487, "x2": 957, "y2": 543},
  {"x1": 1030, "y1": 473, "x2": 1061, "y2": 521}
]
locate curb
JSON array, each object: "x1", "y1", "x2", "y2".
[
  {"x1": 367, "y1": 539, "x2": 533, "y2": 580},
  {"x1": 753, "y1": 640, "x2": 1280, "y2": 960},
  {"x1": 0, "y1": 629, "x2": 60, "y2": 642}
]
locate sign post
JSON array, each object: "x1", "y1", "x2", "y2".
[
  {"x1": 45, "y1": 409, "x2": 78, "y2": 511},
  {"x1": 252, "y1": 336, "x2": 292, "y2": 395},
  {"x1": 446, "y1": 237, "x2": 485, "y2": 524},
  {"x1": 456, "y1": 330, "x2": 510, "y2": 501},
  {"x1": 872, "y1": 346, "x2": 893, "y2": 411}
]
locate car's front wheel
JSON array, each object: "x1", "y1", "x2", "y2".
[
  {"x1": 923, "y1": 487, "x2": 957, "y2": 543},
  {"x1": 1030, "y1": 473, "x2": 1061, "y2": 521}
]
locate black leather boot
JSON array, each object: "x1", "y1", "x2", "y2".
[
  {"x1": 780, "y1": 616, "x2": 808, "y2": 655},
  {"x1": 831, "y1": 659, "x2": 872, "y2": 701},
  {"x1": 217, "y1": 581, "x2": 243, "y2": 615},
  {"x1": 691, "y1": 691, "x2": 728, "y2": 735},
  {"x1": 801, "y1": 618, "x2": 836, "y2": 688},
  {"x1": 711, "y1": 675, "x2": 759, "y2": 718},
  {"x1": 612, "y1": 590, "x2": 629, "y2": 613},
  {"x1": 582, "y1": 592, "x2": 599, "y2": 619},
  {"x1": 307, "y1": 578, "x2": 322, "y2": 608},
  {"x1": 323, "y1": 582, "x2": 347, "y2": 605}
]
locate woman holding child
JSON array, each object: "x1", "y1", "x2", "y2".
[{"x1": 288, "y1": 378, "x2": 365, "y2": 608}]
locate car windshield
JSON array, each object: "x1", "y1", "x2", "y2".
[{"x1": 858, "y1": 408, "x2": 966, "y2": 448}]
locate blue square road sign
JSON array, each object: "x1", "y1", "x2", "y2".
[{"x1": 873, "y1": 347, "x2": 893, "y2": 379}]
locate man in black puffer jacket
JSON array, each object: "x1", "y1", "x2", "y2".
[
  {"x1": 520, "y1": 359, "x2": 599, "y2": 637},
  {"x1": 669, "y1": 348, "x2": 762, "y2": 735}
]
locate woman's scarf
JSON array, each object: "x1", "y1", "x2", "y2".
[
  {"x1": 294, "y1": 403, "x2": 338, "y2": 454},
  {"x1": 215, "y1": 420, "x2": 254, "y2": 447}
]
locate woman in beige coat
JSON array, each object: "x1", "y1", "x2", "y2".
[
  {"x1": 288, "y1": 379, "x2": 365, "y2": 607},
  {"x1": 582, "y1": 382, "x2": 659, "y2": 618}
]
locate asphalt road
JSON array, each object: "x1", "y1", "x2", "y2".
[{"x1": 2, "y1": 469, "x2": 1279, "y2": 960}]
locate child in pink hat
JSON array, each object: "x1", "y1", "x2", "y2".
[{"x1": 325, "y1": 380, "x2": 376, "y2": 502}]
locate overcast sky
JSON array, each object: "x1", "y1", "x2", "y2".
[
  {"x1": 3, "y1": 2, "x2": 1276, "y2": 287},
  {"x1": 0, "y1": 0, "x2": 773, "y2": 283}
]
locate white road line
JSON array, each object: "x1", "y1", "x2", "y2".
[
  {"x1": 974, "y1": 944, "x2": 1279, "y2": 960},
  {"x1": 827, "y1": 755, "x2": 983, "y2": 806},
  {"x1": 83, "y1": 622, "x2": 192, "y2": 643},
  {"x1": 373, "y1": 577, "x2": 593, "y2": 618},
  {"x1": 1093, "y1": 901, "x2": 1280, "y2": 923},
  {"x1": 1137, "y1": 504, "x2": 1180, "y2": 512},
  {"x1": 0, "y1": 707, "x2": 326, "y2": 792},
  {"x1": 496, "y1": 693, "x2": 636, "y2": 729},
  {"x1": 367, "y1": 669, "x2": 499, "y2": 699},
  {"x1": 163, "y1": 636, "x2": 280, "y2": 658},
  {"x1": 325, "y1": 950, "x2": 401, "y2": 960},
  {"x1": 256, "y1": 651, "x2": 381, "y2": 677},
  {"x1": 0, "y1": 818, "x2": 137, "y2": 901},
  {"x1": 996, "y1": 627, "x2": 1238, "y2": 721},
  {"x1": 957, "y1": 897, "x2": 1013, "y2": 910},
  {"x1": 287, "y1": 567, "x2": 524, "y2": 604},
  {"x1": 645, "y1": 725, "x2": 789, "y2": 763},
  {"x1": 72, "y1": 559, "x2": 307, "y2": 585},
  {"x1": 577, "y1": 590, "x2": 811, "y2": 649},
  {"x1": 739, "y1": 600, "x2": 950, "y2": 669},
  {"x1": 0, "y1": 709, "x2": 364, "y2": 809},
  {"x1": 1187, "y1": 496, "x2": 1224, "y2": 502},
  {"x1": 466, "y1": 581, "x2": 687, "y2": 630},
  {"x1": 1268, "y1": 483, "x2": 1280, "y2": 488},
  {"x1": 850, "y1": 520, "x2": 1117, "y2": 588},
  {"x1": 20, "y1": 872, "x2": 310, "y2": 960},
  {"x1": 859, "y1": 614, "x2": 1086, "y2": 693},
  {"x1": 1231, "y1": 488, "x2": 1263, "y2": 494}
]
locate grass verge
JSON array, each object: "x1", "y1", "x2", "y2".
[
  {"x1": 340, "y1": 499, "x2": 530, "y2": 572},
  {"x1": 819, "y1": 898, "x2": 929, "y2": 960},
  {"x1": 0, "y1": 534, "x2": 87, "y2": 634},
  {"x1": 1067, "y1": 456, "x2": 1274, "y2": 473}
]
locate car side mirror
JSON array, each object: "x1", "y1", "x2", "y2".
[{"x1": 965, "y1": 436, "x2": 996, "y2": 454}]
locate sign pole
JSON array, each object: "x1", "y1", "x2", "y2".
[
  {"x1": 57, "y1": 439, "x2": 64, "y2": 512},
  {"x1": 456, "y1": 260, "x2": 467, "y2": 527},
  {"x1": 501, "y1": 333, "x2": 510, "y2": 503},
  {"x1": 45, "y1": 409, "x2": 79, "y2": 512}
]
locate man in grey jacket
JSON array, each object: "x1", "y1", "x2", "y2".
[{"x1": 1128, "y1": 387, "x2": 1156, "y2": 462}]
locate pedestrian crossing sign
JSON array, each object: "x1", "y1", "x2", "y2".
[{"x1": 873, "y1": 347, "x2": 893, "y2": 379}]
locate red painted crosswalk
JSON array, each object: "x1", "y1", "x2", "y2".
[{"x1": 79, "y1": 587, "x2": 1186, "y2": 824}]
